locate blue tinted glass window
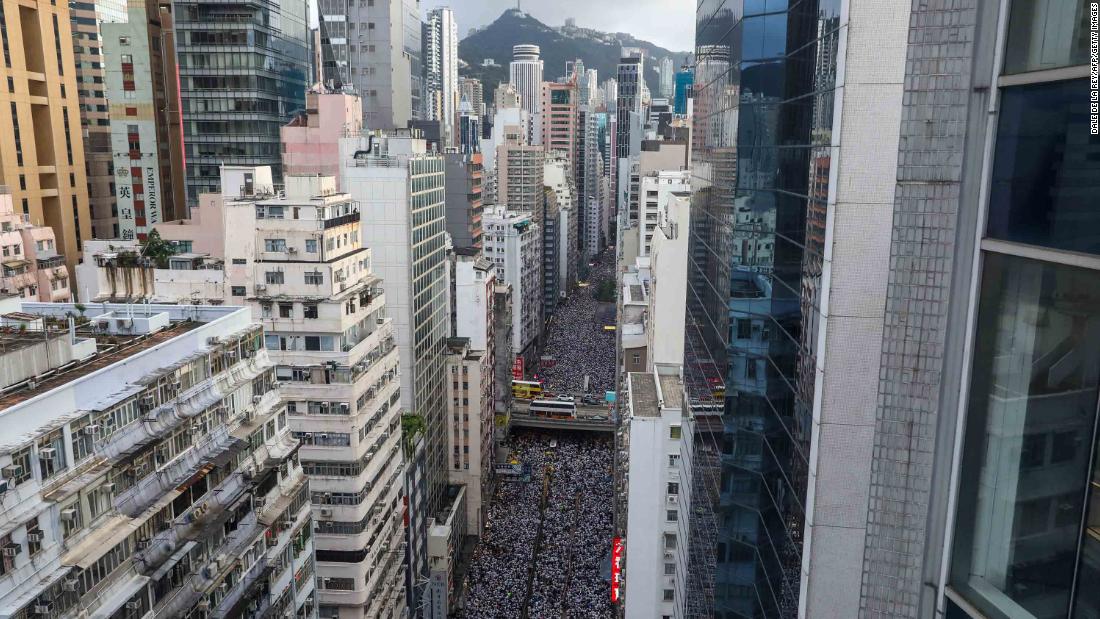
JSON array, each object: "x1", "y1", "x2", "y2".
[
  {"x1": 1003, "y1": 0, "x2": 1091, "y2": 74},
  {"x1": 987, "y1": 79, "x2": 1100, "y2": 255}
]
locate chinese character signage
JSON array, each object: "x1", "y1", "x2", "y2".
[{"x1": 611, "y1": 536, "x2": 623, "y2": 603}]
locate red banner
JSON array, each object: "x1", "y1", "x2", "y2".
[
  {"x1": 512, "y1": 356, "x2": 524, "y2": 381},
  {"x1": 611, "y1": 536, "x2": 623, "y2": 603}
]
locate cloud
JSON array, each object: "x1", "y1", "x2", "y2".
[{"x1": 423, "y1": 0, "x2": 694, "y2": 52}]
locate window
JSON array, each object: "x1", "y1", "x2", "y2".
[
  {"x1": 61, "y1": 501, "x2": 83, "y2": 539},
  {"x1": 668, "y1": 454, "x2": 679, "y2": 467},
  {"x1": 950, "y1": 253, "x2": 1100, "y2": 618},
  {"x1": 232, "y1": 258, "x2": 247, "y2": 265},
  {"x1": 986, "y1": 80, "x2": 1099, "y2": 255},
  {"x1": 664, "y1": 562, "x2": 675, "y2": 575},
  {"x1": 25, "y1": 519, "x2": 42, "y2": 556},
  {"x1": 669, "y1": 425, "x2": 682, "y2": 440},
  {"x1": 279, "y1": 303, "x2": 293, "y2": 318},
  {"x1": 304, "y1": 271, "x2": 323, "y2": 285},
  {"x1": 231, "y1": 286, "x2": 246, "y2": 296},
  {"x1": 264, "y1": 238, "x2": 287, "y2": 252},
  {"x1": 37, "y1": 430, "x2": 66, "y2": 480},
  {"x1": 305, "y1": 239, "x2": 318, "y2": 253},
  {"x1": 0, "y1": 534, "x2": 13, "y2": 576},
  {"x1": 663, "y1": 533, "x2": 677, "y2": 549},
  {"x1": 663, "y1": 589, "x2": 674, "y2": 602},
  {"x1": 667, "y1": 482, "x2": 679, "y2": 495},
  {"x1": 265, "y1": 271, "x2": 284, "y2": 285},
  {"x1": 1003, "y1": 0, "x2": 1091, "y2": 74},
  {"x1": 303, "y1": 304, "x2": 318, "y2": 319},
  {"x1": 667, "y1": 509, "x2": 678, "y2": 522}
]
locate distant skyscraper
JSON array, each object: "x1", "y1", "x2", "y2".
[
  {"x1": 175, "y1": 0, "x2": 309, "y2": 205},
  {"x1": 659, "y1": 56, "x2": 675, "y2": 97},
  {"x1": 424, "y1": 7, "x2": 459, "y2": 147},
  {"x1": 673, "y1": 65, "x2": 694, "y2": 115},
  {"x1": 614, "y1": 52, "x2": 644, "y2": 216},
  {"x1": 319, "y1": 0, "x2": 422, "y2": 129},
  {"x1": 460, "y1": 77, "x2": 486, "y2": 119},
  {"x1": 509, "y1": 44, "x2": 544, "y2": 144}
]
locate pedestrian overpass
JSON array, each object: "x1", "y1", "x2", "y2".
[{"x1": 508, "y1": 411, "x2": 614, "y2": 433}]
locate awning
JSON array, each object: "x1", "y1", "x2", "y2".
[
  {"x1": 62, "y1": 487, "x2": 185, "y2": 569},
  {"x1": 87, "y1": 572, "x2": 149, "y2": 619},
  {"x1": 41, "y1": 458, "x2": 111, "y2": 503},
  {"x1": 149, "y1": 541, "x2": 196, "y2": 581}
]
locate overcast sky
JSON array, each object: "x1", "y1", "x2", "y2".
[{"x1": 421, "y1": 0, "x2": 695, "y2": 52}]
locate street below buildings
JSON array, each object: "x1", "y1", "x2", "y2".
[
  {"x1": 539, "y1": 252, "x2": 618, "y2": 397},
  {"x1": 457, "y1": 430, "x2": 614, "y2": 618}
]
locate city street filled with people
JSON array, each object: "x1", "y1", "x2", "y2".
[
  {"x1": 458, "y1": 431, "x2": 614, "y2": 618},
  {"x1": 540, "y1": 253, "x2": 618, "y2": 397}
]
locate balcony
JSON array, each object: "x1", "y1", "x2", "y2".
[{"x1": 322, "y1": 211, "x2": 360, "y2": 230}]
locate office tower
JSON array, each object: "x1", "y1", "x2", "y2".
[
  {"x1": 446, "y1": 254, "x2": 497, "y2": 531},
  {"x1": 614, "y1": 52, "x2": 644, "y2": 213},
  {"x1": 444, "y1": 152, "x2": 484, "y2": 251},
  {"x1": 340, "y1": 131, "x2": 449, "y2": 527},
  {"x1": 483, "y1": 206, "x2": 541, "y2": 368},
  {"x1": 509, "y1": 44, "x2": 543, "y2": 145},
  {"x1": 0, "y1": 192, "x2": 70, "y2": 300},
  {"x1": 69, "y1": 0, "x2": 125, "y2": 240},
  {"x1": 659, "y1": 56, "x2": 675, "y2": 97},
  {"x1": 457, "y1": 99, "x2": 481, "y2": 154},
  {"x1": 0, "y1": 299, "x2": 316, "y2": 618},
  {"x1": 0, "y1": 0, "x2": 91, "y2": 274},
  {"x1": 575, "y1": 106, "x2": 599, "y2": 259},
  {"x1": 482, "y1": 83, "x2": 528, "y2": 175},
  {"x1": 496, "y1": 144, "x2": 544, "y2": 213},
  {"x1": 538, "y1": 186, "x2": 560, "y2": 317},
  {"x1": 175, "y1": 0, "x2": 309, "y2": 206},
  {"x1": 601, "y1": 78, "x2": 618, "y2": 112},
  {"x1": 540, "y1": 80, "x2": 577, "y2": 168},
  {"x1": 459, "y1": 77, "x2": 486, "y2": 120},
  {"x1": 282, "y1": 89, "x2": 365, "y2": 183},
  {"x1": 673, "y1": 65, "x2": 694, "y2": 115},
  {"x1": 318, "y1": 0, "x2": 421, "y2": 129},
  {"x1": 102, "y1": 0, "x2": 186, "y2": 241},
  {"x1": 423, "y1": 484, "x2": 467, "y2": 619},
  {"x1": 423, "y1": 7, "x2": 458, "y2": 147}
]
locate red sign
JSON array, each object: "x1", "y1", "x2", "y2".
[
  {"x1": 611, "y1": 537, "x2": 623, "y2": 603},
  {"x1": 512, "y1": 356, "x2": 524, "y2": 380}
]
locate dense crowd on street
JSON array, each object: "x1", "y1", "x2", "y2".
[
  {"x1": 541, "y1": 253, "x2": 617, "y2": 396},
  {"x1": 459, "y1": 431, "x2": 614, "y2": 618}
]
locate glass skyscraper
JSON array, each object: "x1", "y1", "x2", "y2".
[
  {"x1": 684, "y1": 1, "x2": 841, "y2": 616},
  {"x1": 173, "y1": 0, "x2": 310, "y2": 205}
]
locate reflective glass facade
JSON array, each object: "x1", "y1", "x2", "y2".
[
  {"x1": 174, "y1": 0, "x2": 310, "y2": 204},
  {"x1": 684, "y1": 1, "x2": 841, "y2": 616}
]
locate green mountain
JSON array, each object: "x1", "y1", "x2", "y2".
[{"x1": 458, "y1": 9, "x2": 690, "y2": 105}]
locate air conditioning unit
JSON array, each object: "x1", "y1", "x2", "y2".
[
  {"x1": 196, "y1": 600, "x2": 210, "y2": 612},
  {"x1": 319, "y1": 507, "x2": 333, "y2": 518},
  {"x1": 136, "y1": 538, "x2": 151, "y2": 550},
  {"x1": 171, "y1": 380, "x2": 182, "y2": 391},
  {"x1": 0, "y1": 480, "x2": 8, "y2": 494},
  {"x1": 25, "y1": 532, "x2": 41, "y2": 543},
  {"x1": 125, "y1": 600, "x2": 142, "y2": 610},
  {"x1": 101, "y1": 483, "x2": 116, "y2": 492},
  {"x1": 33, "y1": 601, "x2": 52, "y2": 615},
  {"x1": 61, "y1": 578, "x2": 78, "y2": 592},
  {"x1": 2, "y1": 543, "x2": 20, "y2": 556},
  {"x1": 339, "y1": 403, "x2": 350, "y2": 414},
  {"x1": 252, "y1": 497, "x2": 266, "y2": 511},
  {"x1": 1, "y1": 465, "x2": 22, "y2": 479},
  {"x1": 38, "y1": 448, "x2": 56, "y2": 459},
  {"x1": 252, "y1": 395, "x2": 263, "y2": 405},
  {"x1": 254, "y1": 284, "x2": 267, "y2": 292},
  {"x1": 664, "y1": 551, "x2": 675, "y2": 560},
  {"x1": 287, "y1": 247, "x2": 298, "y2": 254},
  {"x1": 83, "y1": 424, "x2": 100, "y2": 435},
  {"x1": 667, "y1": 495, "x2": 678, "y2": 504}
]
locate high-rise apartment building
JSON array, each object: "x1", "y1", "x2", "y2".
[
  {"x1": 0, "y1": 191, "x2": 70, "y2": 301},
  {"x1": 340, "y1": 132, "x2": 449, "y2": 516},
  {"x1": 69, "y1": 0, "x2": 125, "y2": 240},
  {"x1": 496, "y1": 143, "x2": 544, "y2": 213},
  {"x1": 101, "y1": 0, "x2": 186, "y2": 240},
  {"x1": 0, "y1": 299, "x2": 316, "y2": 618},
  {"x1": 0, "y1": 0, "x2": 92, "y2": 274},
  {"x1": 443, "y1": 152, "x2": 484, "y2": 251},
  {"x1": 423, "y1": 7, "x2": 458, "y2": 148},
  {"x1": 318, "y1": 0, "x2": 422, "y2": 130},
  {"x1": 175, "y1": 0, "x2": 309, "y2": 205},
  {"x1": 482, "y1": 206, "x2": 541, "y2": 368},
  {"x1": 459, "y1": 77, "x2": 485, "y2": 120},
  {"x1": 443, "y1": 328, "x2": 494, "y2": 532},
  {"x1": 509, "y1": 44, "x2": 543, "y2": 145}
]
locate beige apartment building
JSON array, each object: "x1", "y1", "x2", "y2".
[{"x1": 0, "y1": 0, "x2": 92, "y2": 275}]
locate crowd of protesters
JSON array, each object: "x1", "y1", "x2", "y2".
[{"x1": 540, "y1": 254, "x2": 617, "y2": 396}]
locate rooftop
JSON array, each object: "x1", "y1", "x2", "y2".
[{"x1": 628, "y1": 372, "x2": 659, "y2": 418}]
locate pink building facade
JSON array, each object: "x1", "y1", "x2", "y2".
[
  {"x1": 281, "y1": 89, "x2": 363, "y2": 187},
  {"x1": 0, "y1": 192, "x2": 71, "y2": 301}
]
